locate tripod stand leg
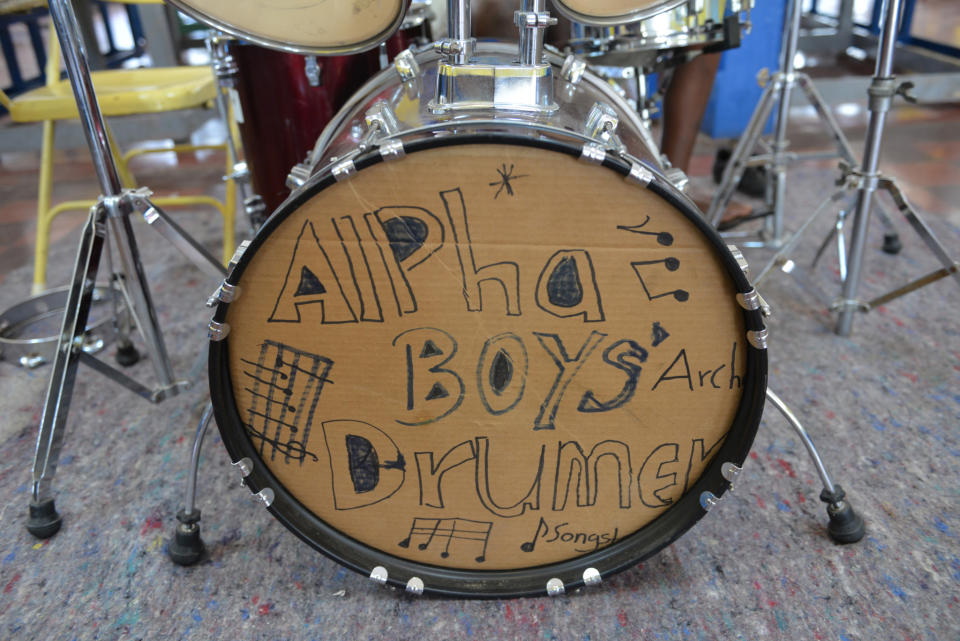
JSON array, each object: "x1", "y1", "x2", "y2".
[
  {"x1": 105, "y1": 210, "x2": 178, "y2": 391},
  {"x1": 28, "y1": 202, "x2": 110, "y2": 538},
  {"x1": 168, "y1": 402, "x2": 213, "y2": 565},
  {"x1": 708, "y1": 79, "x2": 780, "y2": 227},
  {"x1": 765, "y1": 389, "x2": 865, "y2": 543}
]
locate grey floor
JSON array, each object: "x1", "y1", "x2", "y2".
[{"x1": 0, "y1": 114, "x2": 959, "y2": 640}]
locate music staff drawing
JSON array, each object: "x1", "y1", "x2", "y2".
[
  {"x1": 618, "y1": 216, "x2": 674, "y2": 246},
  {"x1": 631, "y1": 258, "x2": 690, "y2": 302},
  {"x1": 241, "y1": 340, "x2": 333, "y2": 465},
  {"x1": 398, "y1": 517, "x2": 492, "y2": 563}
]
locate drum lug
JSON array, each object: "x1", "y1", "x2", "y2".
[
  {"x1": 405, "y1": 577, "x2": 425, "y2": 596},
  {"x1": 584, "y1": 102, "x2": 624, "y2": 152},
  {"x1": 560, "y1": 54, "x2": 586, "y2": 85},
  {"x1": 227, "y1": 240, "x2": 251, "y2": 274},
  {"x1": 546, "y1": 577, "x2": 565, "y2": 596},
  {"x1": 579, "y1": 142, "x2": 607, "y2": 165},
  {"x1": 304, "y1": 55, "x2": 321, "y2": 87},
  {"x1": 332, "y1": 159, "x2": 357, "y2": 182},
  {"x1": 721, "y1": 462, "x2": 742, "y2": 485},
  {"x1": 254, "y1": 488, "x2": 274, "y2": 508},
  {"x1": 360, "y1": 101, "x2": 402, "y2": 152},
  {"x1": 747, "y1": 328, "x2": 769, "y2": 350},
  {"x1": 736, "y1": 289, "x2": 761, "y2": 311},
  {"x1": 625, "y1": 161, "x2": 654, "y2": 186},
  {"x1": 232, "y1": 457, "x2": 253, "y2": 478},
  {"x1": 582, "y1": 567, "x2": 602, "y2": 587},
  {"x1": 369, "y1": 566, "x2": 389, "y2": 585},
  {"x1": 206, "y1": 281, "x2": 240, "y2": 307},
  {"x1": 393, "y1": 48, "x2": 420, "y2": 82},
  {"x1": 700, "y1": 491, "x2": 721, "y2": 512},
  {"x1": 207, "y1": 320, "x2": 230, "y2": 342},
  {"x1": 663, "y1": 167, "x2": 689, "y2": 193},
  {"x1": 286, "y1": 162, "x2": 312, "y2": 190},
  {"x1": 379, "y1": 139, "x2": 406, "y2": 162}
]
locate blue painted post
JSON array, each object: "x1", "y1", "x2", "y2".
[{"x1": 701, "y1": 0, "x2": 789, "y2": 139}]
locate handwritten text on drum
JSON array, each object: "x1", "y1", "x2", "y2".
[
  {"x1": 395, "y1": 327, "x2": 743, "y2": 429},
  {"x1": 266, "y1": 188, "x2": 687, "y2": 325},
  {"x1": 323, "y1": 418, "x2": 725, "y2": 519}
]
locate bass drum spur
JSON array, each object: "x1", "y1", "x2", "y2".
[{"x1": 207, "y1": 43, "x2": 767, "y2": 598}]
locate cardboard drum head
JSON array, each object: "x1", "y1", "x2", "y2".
[
  {"x1": 165, "y1": 0, "x2": 407, "y2": 54},
  {"x1": 209, "y1": 136, "x2": 765, "y2": 596}
]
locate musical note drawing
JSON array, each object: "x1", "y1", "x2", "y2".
[
  {"x1": 618, "y1": 216, "x2": 674, "y2": 246},
  {"x1": 489, "y1": 163, "x2": 528, "y2": 199},
  {"x1": 241, "y1": 340, "x2": 333, "y2": 465},
  {"x1": 397, "y1": 517, "x2": 492, "y2": 563},
  {"x1": 631, "y1": 258, "x2": 690, "y2": 302}
]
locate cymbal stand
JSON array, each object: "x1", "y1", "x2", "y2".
[
  {"x1": 26, "y1": 0, "x2": 226, "y2": 539},
  {"x1": 707, "y1": 0, "x2": 899, "y2": 250},
  {"x1": 751, "y1": 0, "x2": 959, "y2": 335}
]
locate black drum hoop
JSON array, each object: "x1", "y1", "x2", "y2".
[{"x1": 209, "y1": 132, "x2": 767, "y2": 598}]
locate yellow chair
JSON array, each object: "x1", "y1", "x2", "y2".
[{"x1": 0, "y1": 0, "x2": 236, "y2": 294}]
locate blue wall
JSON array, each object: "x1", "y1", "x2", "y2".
[{"x1": 701, "y1": 0, "x2": 788, "y2": 138}]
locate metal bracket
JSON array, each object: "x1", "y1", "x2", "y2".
[
  {"x1": 394, "y1": 49, "x2": 420, "y2": 82},
  {"x1": 332, "y1": 159, "x2": 357, "y2": 183},
  {"x1": 580, "y1": 143, "x2": 606, "y2": 165},
  {"x1": 208, "y1": 320, "x2": 230, "y2": 342},
  {"x1": 560, "y1": 55, "x2": 586, "y2": 84}
]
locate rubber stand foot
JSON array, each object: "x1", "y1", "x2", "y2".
[
  {"x1": 169, "y1": 509, "x2": 204, "y2": 566},
  {"x1": 820, "y1": 485, "x2": 866, "y2": 544},
  {"x1": 168, "y1": 522, "x2": 204, "y2": 566},
  {"x1": 882, "y1": 232, "x2": 903, "y2": 255},
  {"x1": 115, "y1": 343, "x2": 140, "y2": 367},
  {"x1": 27, "y1": 498, "x2": 62, "y2": 539}
]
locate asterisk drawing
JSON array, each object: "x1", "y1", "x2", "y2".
[{"x1": 489, "y1": 163, "x2": 528, "y2": 199}]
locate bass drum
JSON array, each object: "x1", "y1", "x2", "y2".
[{"x1": 208, "y1": 43, "x2": 767, "y2": 597}]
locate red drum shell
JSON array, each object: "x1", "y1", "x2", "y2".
[{"x1": 232, "y1": 25, "x2": 427, "y2": 214}]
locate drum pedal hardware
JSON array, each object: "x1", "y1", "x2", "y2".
[{"x1": 546, "y1": 578, "x2": 565, "y2": 597}]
